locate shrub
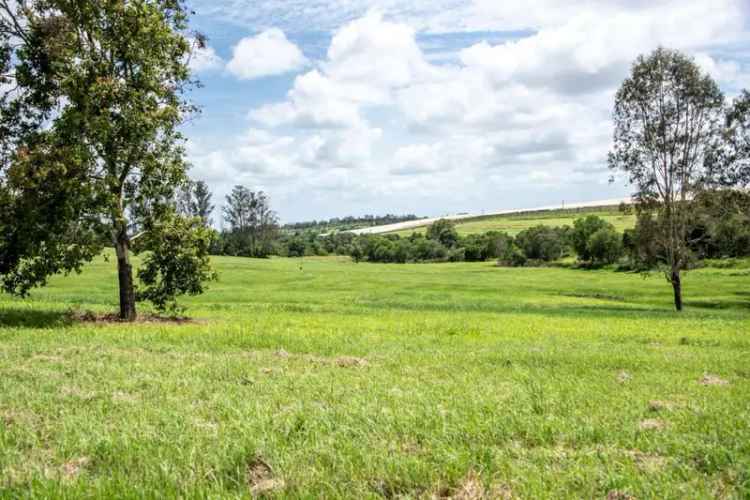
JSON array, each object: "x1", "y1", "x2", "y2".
[
  {"x1": 571, "y1": 215, "x2": 613, "y2": 262},
  {"x1": 515, "y1": 225, "x2": 565, "y2": 262},
  {"x1": 587, "y1": 227, "x2": 624, "y2": 265},
  {"x1": 427, "y1": 219, "x2": 459, "y2": 247}
]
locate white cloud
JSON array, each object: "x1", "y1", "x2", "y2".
[
  {"x1": 190, "y1": 1, "x2": 750, "y2": 221},
  {"x1": 188, "y1": 42, "x2": 223, "y2": 73},
  {"x1": 227, "y1": 29, "x2": 307, "y2": 80}
]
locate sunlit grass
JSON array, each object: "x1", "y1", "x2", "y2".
[{"x1": 0, "y1": 255, "x2": 748, "y2": 498}]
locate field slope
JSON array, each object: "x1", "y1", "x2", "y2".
[{"x1": 1, "y1": 255, "x2": 749, "y2": 498}]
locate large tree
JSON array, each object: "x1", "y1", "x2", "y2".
[
  {"x1": 608, "y1": 48, "x2": 724, "y2": 311},
  {"x1": 0, "y1": 0, "x2": 214, "y2": 320}
]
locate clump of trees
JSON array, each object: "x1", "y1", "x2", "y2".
[{"x1": 0, "y1": 0, "x2": 216, "y2": 320}]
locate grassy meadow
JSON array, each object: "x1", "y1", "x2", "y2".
[
  {"x1": 390, "y1": 207, "x2": 636, "y2": 236},
  {"x1": 1, "y1": 254, "x2": 749, "y2": 498}
]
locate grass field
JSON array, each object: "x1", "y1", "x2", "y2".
[
  {"x1": 1, "y1": 255, "x2": 749, "y2": 498},
  {"x1": 389, "y1": 207, "x2": 636, "y2": 236}
]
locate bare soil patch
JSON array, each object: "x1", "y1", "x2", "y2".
[
  {"x1": 246, "y1": 458, "x2": 285, "y2": 496},
  {"x1": 66, "y1": 309, "x2": 199, "y2": 325},
  {"x1": 638, "y1": 419, "x2": 666, "y2": 431},
  {"x1": 699, "y1": 374, "x2": 729, "y2": 386},
  {"x1": 62, "y1": 457, "x2": 90, "y2": 479}
]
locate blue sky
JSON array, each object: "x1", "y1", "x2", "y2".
[{"x1": 182, "y1": 0, "x2": 750, "y2": 224}]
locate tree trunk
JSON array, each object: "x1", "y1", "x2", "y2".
[
  {"x1": 114, "y1": 236, "x2": 137, "y2": 321},
  {"x1": 671, "y1": 268, "x2": 683, "y2": 312}
]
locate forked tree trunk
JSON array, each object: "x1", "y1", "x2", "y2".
[
  {"x1": 114, "y1": 236, "x2": 137, "y2": 321},
  {"x1": 671, "y1": 268, "x2": 683, "y2": 312}
]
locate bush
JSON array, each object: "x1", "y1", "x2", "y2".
[
  {"x1": 571, "y1": 215, "x2": 613, "y2": 262},
  {"x1": 427, "y1": 219, "x2": 459, "y2": 248},
  {"x1": 515, "y1": 225, "x2": 565, "y2": 262},
  {"x1": 587, "y1": 227, "x2": 624, "y2": 265}
]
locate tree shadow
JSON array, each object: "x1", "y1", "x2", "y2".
[{"x1": 0, "y1": 308, "x2": 73, "y2": 329}]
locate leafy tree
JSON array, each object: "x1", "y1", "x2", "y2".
[
  {"x1": 134, "y1": 211, "x2": 217, "y2": 315},
  {"x1": 427, "y1": 219, "x2": 459, "y2": 247},
  {"x1": 571, "y1": 215, "x2": 614, "y2": 263},
  {"x1": 515, "y1": 226, "x2": 565, "y2": 262},
  {"x1": 706, "y1": 90, "x2": 750, "y2": 188},
  {"x1": 0, "y1": 0, "x2": 214, "y2": 320},
  {"x1": 608, "y1": 48, "x2": 724, "y2": 311},
  {"x1": 191, "y1": 181, "x2": 214, "y2": 225},
  {"x1": 587, "y1": 228, "x2": 624, "y2": 266}
]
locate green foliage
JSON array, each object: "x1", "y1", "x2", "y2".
[
  {"x1": 515, "y1": 225, "x2": 566, "y2": 262},
  {"x1": 426, "y1": 219, "x2": 459, "y2": 247},
  {"x1": 0, "y1": 0, "x2": 214, "y2": 319},
  {"x1": 571, "y1": 215, "x2": 614, "y2": 263},
  {"x1": 134, "y1": 213, "x2": 217, "y2": 314},
  {"x1": 587, "y1": 227, "x2": 624, "y2": 266}
]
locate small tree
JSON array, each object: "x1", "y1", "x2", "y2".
[
  {"x1": 570, "y1": 215, "x2": 613, "y2": 263},
  {"x1": 192, "y1": 181, "x2": 214, "y2": 224},
  {"x1": 587, "y1": 228, "x2": 624, "y2": 266},
  {"x1": 427, "y1": 219, "x2": 459, "y2": 247},
  {"x1": 223, "y1": 186, "x2": 279, "y2": 258},
  {"x1": 608, "y1": 48, "x2": 724, "y2": 311}
]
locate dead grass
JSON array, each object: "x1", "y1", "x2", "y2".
[
  {"x1": 638, "y1": 419, "x2": 666, "y2": 431},
  {"x1": 246, "y1": 458, "x2": 285, "y2": 496},
  {"x1": 700, "y1": 374, "x2": 729, "y2": 386}
]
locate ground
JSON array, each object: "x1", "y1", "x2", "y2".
[{"x1": 0, "y1": 255, "x2": 748, "y2": 498}]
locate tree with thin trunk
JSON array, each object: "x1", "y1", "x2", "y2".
[
  {"x1": 608, "y1": 47, "x2": 724, "y2": 311},
  {"x1": 223, "y1": 186, "x2": 278, "y2": 258},
  {"x1": 191, "y1": 180, "x2": 214, "y2": 226},
  {"x1": 0, "y1": 0, "x2": 215, "y2": 320}
]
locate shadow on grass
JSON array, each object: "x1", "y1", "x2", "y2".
[{"x1": 0, "y1": 308, "x2": 73, "y2": 329}]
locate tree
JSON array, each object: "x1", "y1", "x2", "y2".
[
  {"x1": 706, "y1": 90, "x2": 750, "y2": 188},
  {"x1": 571, "y1": 215, "x2": 614, "y2": 264},
  {"x1": 0, "y1": 0, "x2": 215, "y2": 320},
  {"x1": 608, "y1": 48, "x2": 724, "y2": 311},
  {"x1": 191, "y1": 180, "x2": 214, "y2": 225},
  {"x1": 587, "y1": 228, "x2": 624, "y2": 266},
  {"x1": 515, "y1": 225, "x2": 565, "y2": 262},
  {"x1": 223, "y1": 186, "x2": 279, "y2": 257},
  {"x1": 427, "y1": 219, "x2": 459, "y2": 247}
]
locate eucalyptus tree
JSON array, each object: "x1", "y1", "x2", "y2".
[
  {"x1": 0, "y1": 0, "x2": 214, "y2": 320},
  {"x1": 608, "y1": 48, "x2": 724, "y2": 311}
]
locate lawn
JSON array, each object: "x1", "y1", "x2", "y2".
[
  {"x1": 0, "y1": 255, "x2": 748, "y2": 498},
  {"x1": 389, "y1": 207, "x2": 636, "y2": 237}
]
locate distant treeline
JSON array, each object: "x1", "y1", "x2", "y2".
[
  {"x1": 271, "y1": 190, "x2": 750, "y2": 269},
  {"x1": 179, "y1": 183, "x2": 749, "y2": 268},
  {"x1": 282, "y1": 214, "x2": 424, "y2": 232}
]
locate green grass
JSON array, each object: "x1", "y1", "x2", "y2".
[
  {"x1": 1, "y1": 254, "x2": 749, "y2": 498},
  {"x1": 390, "y1": 206, "x2": 636, "y2": 236}
]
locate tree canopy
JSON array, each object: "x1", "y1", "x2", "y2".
[{"x1": 0, "y1": 0, "x2": 214, "y2": 320}]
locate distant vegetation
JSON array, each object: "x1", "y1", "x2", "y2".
[{"x1": 283, "y1": 214, "x2": 424, "y2": 233}]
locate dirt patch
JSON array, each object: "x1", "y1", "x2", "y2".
[
  {"x1": 275, "y1": 349, "x2": 290, "y2": 359},
  {"x1": 607, "y1": 491, "x2": 636, "y2": 500},
  {"x1": 246, "y1": 458, "x2": 284, "y2": 496},
  {"x1": 638, "y1": 419, "x2": 666, "y2": 431},
  {"x1": 334, "y1": 356, "x2": 368, "y2": 368},
  {"x1": 66, "y1": 309, "x2": 199, "y2": 325},
  {"x1": 616, "y1": 371, "x2": 632, "y2": 384},
  {"x1": 647, "y1": 400, "x2": 676, "y2": 412},
  {"x1": 431, "y1": 472, "x2": 513, "y2": 500},
  {"x1": 699, "y1": 374, "x2": 729, "y2": 386},
  {"x1": 626, "y1": 450, "x2": 667, "y2": 472},
  {"x1": 62, "y1": 457, "x2": 90, "y2": 479}
]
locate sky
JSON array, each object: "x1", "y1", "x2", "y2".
[{"x1": 183, "y1": 0, "x2": 750, "y2": 224}]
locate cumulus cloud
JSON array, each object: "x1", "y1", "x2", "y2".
[
  {"x1": 227, "y1": 29, "x2": 307, "y2": 80},
  {"x1": 190, "y1": 0, "x2": 750, "y2": 221}
]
